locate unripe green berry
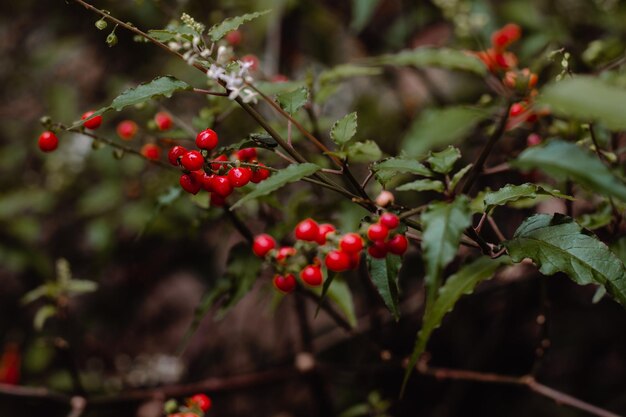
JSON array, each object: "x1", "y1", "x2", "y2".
[{"x1": 95, "y1": 19, "x2": 108, "y2": 30}]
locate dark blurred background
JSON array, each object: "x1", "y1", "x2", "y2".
[{"x1": 1, "y1": 0, "x2": 626, "y2": 416}]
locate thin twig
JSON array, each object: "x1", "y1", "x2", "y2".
[
  {"x1": 193, "y1": 88, "x2": 229, "y2": 97},
  {"x1": 298, "y1": 288, "x2": 354, "y2": 333},
  {"x1": 487, "y1": 215, "x2": 506, "y2": 242}
]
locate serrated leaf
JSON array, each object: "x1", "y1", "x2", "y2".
[
  {"x1": 368, "y1": 47, "x2": 487, "y2": 76},
  {"x1": 483, "y1": 183, "x2": 572, "y2": 212},
  {"x1": 346, "y1": 140, "x2": 382, "y2": 163},
  {"x1": 402, "y1": 106, "x2": 490, "y2": 157},
  {"x1": 396, "y1": 179, "x2": 445, "y2": 193},
  {"x1": 208, "y1": 10, "x2": 271, "y2": 42},
  {"x1": 421, "y1": 196, "x2": 472, "y2": 301},
  {"x1": 319, "y1": 64, "x2": 382, "y2": 84},
  {"x1": 276, "y1": 87, "x2": 308, "y2": 115},
  {"x1": 372, "y1": 158, "x2": 433, "y2": 186},
  {"x1": 401, "y1": 256, "x2": 508, "y2": 394},
  {"x1": 504, "y1": 214, "x2": 626, "y2": 306},
  {"x1": 538, "y1": 76, "x2": 626, "y2": 131},
  {"x1": 449, "y1": 163, "x2": 472, "y2": 191},
  {"x1": 75, "y1": 76, "x2": 191, "y2": 128},
  {"x1": 331, "y1": 112, "x2": 358, "y2": 147},
  {"x1": 148, "y1": 25, "x2": 199, "y2": 42},
  {"x1": 513, "y1": 140, "x2": 626, "y2": 203},
  {"x1": 34, "y1": 305, "x2": 57, "y2": 331},
  {"x1": 367, "y1": 254, "x2": 402, "y2": 320},
  {"x1": 326, "y1": 279, "x2": 357, "y2": 328},
  {"x1": 426, "y1": 146, "x2": 461, "y2": 174},
  {"x1": 230, "y1": 163, "x2": 321, "y2": 209},
  {"x1": 351, "y1": 0, "x2": 381, "y2": 32}
]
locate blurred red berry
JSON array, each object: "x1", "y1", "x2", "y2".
[
  {"x1": 316, "y1": 223, "x2": 336, "y2": 245},
  {"x1": 295, "y1": 218, "x2": 319, "y2": 241},
  {"x1": 325, "y1": 250, "x2": 351, "y2": 272},
  {"x1": 187, "y1": 394, "x2": 212, "y2": 412},
  {"x1": 225, "y1": 30, "x2": 242, "y2": 46},
  {"x1": 379, "y1": 213, "x2": 399, "y2": 230},
  {"x1": 116, "y1": 120, "x2": 138, "y2": 140},
  {"x1": 235, "y1": 147, "x2": 257, "y2": 161},
  {"x1": 273, "y1": 274, "x2": 296, "y2": 293},
  {"x1": 81, "y1": 110, "x2": 102, "y2": 129},
  {"x1": 141, "y1": 143, "x2": 161, "y2": 160},
  {"x1": 276, "y1": 246, "x2": 296, "y2": 263},
  {"x1": 368, "y1": 240, "x2": 388, "y2": 259},
  {"x1": 339, "y1": 233, "x2": 363, "y2": 254},
  {"x1": 179, "y1": 174, "x2": 201, "y2": 195},
  {"x1": 253, "y1": 234, "x2": 276, "y2": 257},
  {"x1": 38, "y1": 131, "x2": 59, "y2": 152},
  {"x1": 251, "y1": 163, "x2": 271, "y2": 183},
  {"x1": 300, "y1": 265, "x2": 323, "y2": 286},
  {"x1": 168, "y1": 145, "x2": 187, "y2": 166},
  {"x1": 367, "y1": 223, "x2": 389, "y2": 241},
  {"x1": 155, "y1": 112, "x2": 173, "y2": 131},
  {"x1": 387, "y1": 234, "x2": 408, "y2": 255},
  {"x1": 241, "y1": 54, "x2": 259, "y2": 71}
]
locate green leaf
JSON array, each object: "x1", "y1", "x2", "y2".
[
  {"x1": 230, "y1": 163, "x2": 321, "y2": 209},
  {"x1": 538, "y1": 76, "x2": 626, "y2": 131},
  {"x1": 21, "y1": 285, "x2": 53, "y2": 305},
  {"x1": 449, "y1": 163, "x2": 473, "y2": 191},
  {"x1": 578, "y1": 203, "x2": 613, "y2": 230},
  {"x1": 65, "y1": 279, "x2": 98, "y2": 295},
  {"x1": 326, "y1": 279, "x2": 357, "y2": 328},
  {"x1": 372, "y1": 158, "x2": 433, "y2": 186},
  {"x1": 401, "y1": 256, "x2": 508, "y2": 394},
  {"x1": 34, "y1": 305, "x2": 57, "y2": 331},
  {"x1": 346, "y1": 140, "x2": 382, "y2": 163},
  {"x1": 483, "y1": 183, "x2": 572, "y2": 212},
  {"x1": 402, "y1": 107, "x2": 490, "y2": 157},
  {"x1": 208, "y1": 10, "x2": 271, "y2": 42},
  {"x1": 421, "y1": 196, "x2": 472, "y2": 299},
  {"x1": 331, "y1": 112, "x2": 358, "y2": 147},
  {"x1": 396, "y1": 179, "x2": 445, "y2": 193},
  {"x1": 426, "y1": 146, "x2": 461, "y2": 174},
  {"x1": 75, "y1": 76, "x2": 191, "y2": 127},
  {"x1": 504, "y1": 214, "x2": 626, "y2": 306},
  {"x1": 276, "y1": 87, "x2": 308, "y2": 115},
  {"x1": 148, "y1": 25, "x2": 199, "y2": 42},
  {"x1": 368, "y1": 47, "x2": 487, "y2": 76},
  {"x1": 513, "y1": 140, "x2": 626, "y2": 203},
  {"x1": 351, "y1": 0, "x2": 381, "y2": 32},
  {"x1": 319, "y1": 64, "x2": 383, "y2": 84},
  {"x1": 367, "y1": 254, "x2": 402, "y2": 320}
]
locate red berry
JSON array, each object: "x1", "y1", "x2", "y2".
[
  {"x1": 387, "y1": 234, "x2": 408, "y2": 255},
  {"x1": 509, "y1": 102, "x2": 525, "y2": 117},
  {"x1": 367, "y1": 223, "x2": 389, "y2": 241},
  {"x1": 167, "y1": 145, "x2": 187, "y2": 166},
  {"x1": 196, "y1": 128, "x2": 219, "y2": 150},
  {"x1": 250, "y1": 163, "x2": 271, "y2": 183},
  {"x1": 81, "y1": 111, "x2": 102, "y2": 129},
  {"x1": 116, "y1": 120, "x2": 138, "y2": 140},
  {"x1": 367, "y1": 240, "x2": 388, "y2": 259},
  {"x1": 316, "y1": 223, "x2": 336, "y2": 245},
  {"x1": 339, "y1": 233, "x2": 363, "y2": 254},
  {"x1": 527, "y1": 133, "x2": 542, "y2": 147},
  {"x1": 211, "y1": 154, "x2": 229, "y2": 172},
  {"x1": 225, "y1": 30, "x2": 242, "y2": 46},
  {"x1": 379, "y1": 213, "x2": 399, "y2": 230},
  {"x1": 253, "y1": 234, "x2": 276, "y2": 257},
  {"x1": 210, "y1": 192, "x2": 226, "y2": 207},
  {"x1": 200, "y1": 173, "x2": 215, "y2": 191},
  {"x1": 141, "y1": 143, "x2": 161, "y2": 160},
  {"x1": 38, "y1": 131, "x2": 59, "y2": 152},
  {"x1": 273, "y1": 274, "x2": 296, "y2": 293},
  {"x1": 211, "y1": 175, "x2": 234, "y2": 197},
  {"x1": 276, "y1": 246, "x2": 296, "y2": 263},
  {"x1": 241, "y1": 54, "x2": 259, "y2": 72},
  {"x1": 235, "y1": 147, "x2": 257, "y2": 162},
  {"x1": 300, "y1": 265, "x2": 323, "y2": 286},
  {"x1": 179, "y1": 174, "x2": 201, "y2": 195},
  {"x1": 181, "y1": 150, "x2": 204, "y2": 171},
  {"x1": 325, "y1": 250, "x2": 351, "y2": 272},
  {"x1": 491, "y1": 23, "x2": 521, "y2": 50},
  {"x1": 295, "y1": 218, "x2": 319, "y2": 241},
  {"x1": 155, "y1": 112, "x2": 173, "y2": 131},
  {"x1": 228, "y1": 167, "x2": 252, "y2": 187},
  {"x1": 187, "y1": 393, "x2": 212, "y2": 412}
]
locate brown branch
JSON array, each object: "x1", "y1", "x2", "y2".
[{"x1": 417, "y1": 360, "x2": 622, "y2": 417}]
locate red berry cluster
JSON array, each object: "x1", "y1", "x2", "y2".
[
  {"x1": 169, "y1": 128, "x2": 270, "y2": 207},
  {"x1": 252, "y1": 214, "x2": 408, "y2": 294},
  {"x1": 166, "y1": 393, "x2": 212, "y2": 417}
]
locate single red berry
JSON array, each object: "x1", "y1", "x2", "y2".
[
  {"x1": 526, "y1": 113, "x2": 538, "y2": 123},
  {"x1": 225, "y1": 30, "x2": 242, "y2": 46},
  {"x1": 141, "y1": 143, "x2": 161, "y2": 160},
  {"x1": 81, "y1": 111, "x2": 102, "y2": 129},
  {"x1": 509, "y1": 102, "x2": 525, "y2": 117},
  {"x1": 235, "y1": 147, "x2": 257, "y2": 161},
  {"x1": 300, "y1": 265, "x2": 323, "y2": 286},
  {"x1": 38, "y1": 131, "x2": 59, "y2": 152},
  {"x1": 181, "y1": 150, "x2": 204, "y2": 171},
  {"x1": 187, "y1": 393, "x2": 212, "y2": 412},
  {"x1": 253, "y1": 234, "x2": 276, "y2": 257},
  {"x1": 190, "y1": 169, "x2": 207, "y2": 184},
  {"x1": 179, "y1": 174, "x2": 201, "y2": 195},
  {"x1": 154, "y1": 112, "x2": 173, "y2": 131},
  {"x1": 325, "y1": 250, "x2": 351, "y2": 272},
  {"x1": 200, "y1": 173, "x2": 215, "y2": 191},
  {"x1": 276, "y1": 246, "x2": 296, "y2": 263},
  {"x1": 195, "y1": 128, "x2": 219, "y2": 150},
  {"x1": 167, "y1": 146, "x2": 187, "y2": 166},
  {"x1": 379, "y1": 213, "x2": 399, "y2": 230},
  {"x1": 339, "y1": 233, "x2": 363, "y2": 254},
  {"x1": 349, "y1": 252, "x2": 361, "y2": 269},
  {"x1": 527, "y1": 133, "x2": 542, "y2": 147},
  {"x1": 210, "y1": 175, "x2": 234, "y2": 197},
  {"x1": 250, "y1": 163, "x2": 271, "y2": 183},
  {"x1": 367, "y1": 223, "x2": 389, "y2": 242},
  {"x1": 367, "y1": 240, "x2": 388, "y2": 259},
  {"x1": 211, "y1": 154, "x2": 229, "y2": 172},
  {"x1": 228, "y1": 167, "x2": 252, "y2": 187},
  {"x1": 295, "y1": 218, "x2": 320, "y2": 241},
  {"x1": 273, "y1": 274, "x2": 296, "y2": 293},
  {"x1": 316, "y1": 223, "x2": 336, "y2": 245},
  {"x1": 241, "y1": 54, "x2": 259, "y2": 72},
  {"x1": 387, "y1": 234, "x2": 408, "y2": 255},
  {"x1": 210, "y1": 192, "x2": 226, "y2": 207},
  {"x1": 116, "y1": 120, "x2": 138, "y2": 140}
]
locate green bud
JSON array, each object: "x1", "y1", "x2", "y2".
[
  {"x1": 95, "y1": 18, "x2": 108, "y2": 30},
  {"x1": 106, "y1": 32, "x2": 118, "y2": 47}
]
